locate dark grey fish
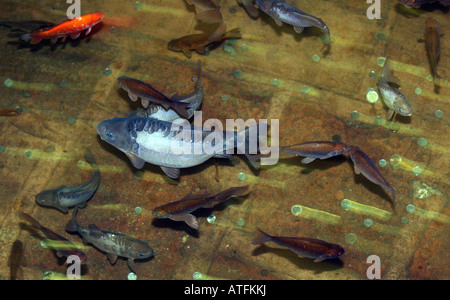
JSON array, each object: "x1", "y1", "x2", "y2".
[
  {"x1": 35, "y1": 148, "x2": 100, "y2": 213},
  {"x1": 66, "y1": 207, "x2": 154, "y2": 273}
]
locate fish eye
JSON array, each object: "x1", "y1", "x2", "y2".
[
  {"x1": 138, "y1": 252, "x2": 147, "y2": 258},
  {"x1": 106, "y1": 131, "x2": 114, "y2": 139}
]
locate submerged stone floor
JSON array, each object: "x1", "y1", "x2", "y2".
[{"x1": 0, "y1": 0, "x2": 448, "y2": 280}]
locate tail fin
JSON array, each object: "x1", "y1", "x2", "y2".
[
  {"x1": 85, "y1": 148, "x2": 99, "y2": 171},
  {"x1": 252, "y1": 227, "x2": 272, "y2": 245},
  {"x1": 222, "y1": 28, "x2": 241, "y2": 40},
  {"x1": 20, "y1": 33, "x2": 43, "y2": 44},
  {"x1": 214, "y1": 185, "x2": 249, "y2": 203},
  {"x1": 433, "y1": 73, "x2": 442, "y2": 87},
  {"x1": 65, "y1": 207, "x2": 79, "y2": 233},
  {"x1": 382, "y1": 57, "x2": 401, "y2": 86},
  {"x1": 18, "y1": 212, "x2": 43, "y2": 231}
]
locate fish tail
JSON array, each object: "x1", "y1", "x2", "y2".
[
  {"x1": 18, "y1": 212, "x2": 42, "y2": 231},
  {"x1": 381, "y1": 57, "x2": 401, "y2": 86},
  {"x1": 21, "y1": 33, "x2": 43, "y2": 44},
  {"x1": 65, "y1": 207, "x2": 79, "y2": 233},
  {"x1": 85, "y1": 148, "x2": 100, "y2": 172},
  {"x1": 222, "y1": 28, "x2": 241, "y2": 40},
  {"x1": 433, "y1": 73, "x2": 442, "y2": 87},
  {"x1": 214, "y1": 185, "x2": 249, "y2": 203},
  {"x1": 252, "y1": 227, "x2": 272, "y2": 245}
]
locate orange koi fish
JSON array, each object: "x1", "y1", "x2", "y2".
[{"x1": 20, "y1": 12, "x2": 104, "y2": 44}]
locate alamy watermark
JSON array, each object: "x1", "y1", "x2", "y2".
[
  {"x1": 366, "y1": 0, "x2": 381, "y2": 20},
  {"x1": 366, "y1": 255, "x2": 381, "y2": 279},
  {"x1": 66, "y1": 0, "x2": 81, "y2": 19}
]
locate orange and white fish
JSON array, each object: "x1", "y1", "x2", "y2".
[{"x1": 20, "y1": 12, "x2": 104, "y2": 44}]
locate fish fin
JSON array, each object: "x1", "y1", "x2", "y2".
[
  {"x1": 77, "y1": 202, "x2": 88, "y2": 209},
  {"x1": 173, "y1": 103, "x2": 190, "y2": 119},
  {"x1": 160, "y1": 166, "x2": 180, "y2": 179},
  {"x1": 141, "y1": 99, "x2": 150, "y2": 109},
  {"x1": 85, "y1": 27, "x2": 92, "y2": 35},
  {"x1": 127, "y1": 258, "x2": 137, "y2": 273},
  {"x1": 301, "y1": 157, "x2": 316, "y2": 164},
  {"x1": 16, "y1": 267, "x2": 24, "y2": 280},
  {"x1": 107, "y1": 253, "x2": 118, "y2": 265},
  {"x1": 170, "y1": 214, "x2": 199, "y2": 230},
  {"x1": 61, "y1": 36, "x2": 67, "y2": 43},
  {"x1": 128, "y1": 92, "x2": 138, "y2": 102},
  {"x1": 294, "y1": 26, "x2": 304, "y2": 33},
  {"x1": 57, "y1": 205, "x2": 70, "y2": 214},
  {"x1": 354, "y1": 165, "x2": 361, "y2": 175},
  {"x1": 195, "y1": 46, "x2": 206, "y2": 54},
  {"x1": 386, "y1": 109, "x2": 395, "y2": 121},
  {"x1": 274, "y1": 18, "x2": 283, "y2": 27},
  {"x1": 382, "y1": 57, "x2": 401, "y2": 86},
  {"x1": 21, "y1": 33, "x2": 43, "y2": 44},
  {"x1": 182, "y1": 49, "x2": 193, "y2": 58},
  {"x1": 208, "y1": 19, "x2": 227, "y2": 42},
  {"x1": 252, "y1": 227, "x2": 272, "y2": 245},
  {"x1": 126, "y1": 153, "x2": 146, "y2": 169},
  {"x1": 314, "y1": 258, "x2": 325, "y2": 263},
  {"x1": 88, "y1": 224, "x2": 104, "y2": 239},
  {"x1": 196, "y1": 7, "x2": 223, "y2": 25},
  {"x1": 245, "y1": 153, "x2": 261, "y2": 170},
  {"x1": 221, "y1": 28, "x2": 241, "y2": 40},
  {"x1": 50, "y1": 38, "x2": 58, "y2": 44},
  {"x1": 70, "y1": 32, "x2": 81, "y2": 40}
]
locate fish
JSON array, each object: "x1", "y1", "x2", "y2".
[
  {"x1": 35, "y1": 148, "x2": 100, "y2": 213},
  {"x1": 117, "y1": 77, "x2": 191, "y2": 119},
  {"x1": 9, "y1": 240, "x2": 25, "y2": 280},
  {"x1": 168, "y1": 28, "x2": 242, "y2": 58},
  {"x1": 377, "y1": 57, "x2": 412, "y2": 120},
  {"x1": 425, "y1": 18, "x2": 442, "y2": 86},
  {"x1": 126, "y1": 61, "x2": 203, "y2": 122},
  {"x1": 255, "y1": 0, "x2": 330, "y2": 45},
  {"x1": 252, "y1": 227, "x2": 345, "y2": 262},
  {"x1": 20, "y1": 12, "x2": 104, "y2": 44},
  {"x1": 186, "y1": 0, "x2": 226, "y2": 41},
  {"x1": 66, "y1": 207, "x2": 154, "y2": 273},
  {"x1": 152, "y1": 185, "x2": 249, "y2": 230},
  {"x1": 238, "y1": 0, "x2": 260, "y2": 18},
  {"x1": 97, "y1": 116, "x2": 264, "y2": 179},
  {"x1": 347, "y1": 146, "x2": 396, "y2": 206},
  {"x1": 0, "y1": 109, "x2": 21, "y2": 116},
  {"x1": 19, "y1": 212, "x2": 88, "y2": 264},
  {"x1": 280, "y1": 141, "x2": 348, "y2": 164}
]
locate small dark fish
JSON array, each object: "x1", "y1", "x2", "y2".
[
  {"x1": 347, "y1": 146, "x2": 396, "y2": 206},
  {"x1": 281, "y1": 141, "x2": 348, "y2": 164},
  {"x1": 35, "y1": 148, "x2": 100, "y2": 213},
  {"x1": 425, "y1": 18, "x2": 442, "y2": 86},
  {"x1": 9, "y1": 240, "x2": 25, "y2": 280},
  {"x1": 19, "y1": 212, "x2": 88, "y2": 264},
  {"x1": 66, "y1": 207, "x2": 154, "y2": 273},
  {"x1": 117, "y1": 76, "x2": 190, "y2": 119},
  {"x1": 252, "y1": 227, "x2": 345, "y2": 262},
  {"x1": 168, "y1": 28, "x2": 241, "y2": 58},
  {"x1": 0, "y1": 109, "x2": 21, "y2": 116},
  {"x1": 129, "y1": 60, "x2": 204, "y2": 122},
  {"x1": 256, "y1": 0, "x2": 330, "y2": 45},
  {"x1": 152, "y1": 186, "x2": 250, "y2": 230}
]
